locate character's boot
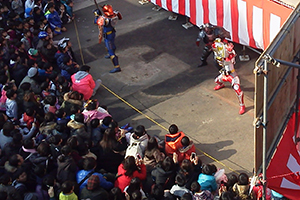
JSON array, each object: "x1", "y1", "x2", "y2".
[
  {"x1": 237, "y1": 91, "x2": 245, "y2": 115},
  {"x1": 110, "y1": 67, "x2": 121, "y2": 73},
  {"x1": 214, "y1": 84, "x2": 225, "y2": 90},
  {"x1": 198, "y1": 46, "x2": 212, "y2": 67},
  {"x1": 239, "y1": 105, "x2": 246, "y2": 115},
  {"x1": 109, "y1": 55, "x2": 121, "y2": 73}
]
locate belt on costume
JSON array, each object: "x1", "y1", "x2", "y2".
[
  {"x1": 221, "y1": 68, "x2": 235, "y2": 75},
  {"x1": 106, "y1": 31, "x2": 113, "y2": 35}
]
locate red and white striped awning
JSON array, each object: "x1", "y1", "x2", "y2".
[{"x1": 150, "y1": 0, "x2": 294, "y2": 50}]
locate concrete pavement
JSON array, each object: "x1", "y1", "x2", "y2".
[{"x1": 60, "y1": 0, "x2": 259, "y2": 175}]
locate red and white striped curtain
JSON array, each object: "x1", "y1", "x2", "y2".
[{"x1": 150, "y1": 0, "x2": 293, "y2": 50}]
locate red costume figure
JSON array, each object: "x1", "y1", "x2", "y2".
[{"x1": 212, "y1": 38, "x2": 245, "y2": 115}]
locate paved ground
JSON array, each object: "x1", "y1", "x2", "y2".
[{"x1": 60, "y1": 0, "x2": 260, "y2": 175}]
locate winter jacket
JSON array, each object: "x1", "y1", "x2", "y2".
[
  {"x1": 59, "y1": 62, "x2": 78, "y2": 81},
  {"x1": 11, "y1": 0, "x2": 24, "y2": 15},
  {"x1": 54, "y1": 50, "x2": 66, "y2": 67},
  {"x1": 0, "y1": 184, "x2": 22, "y2": 200},
  {"x1": 10, "y1": 64, "x2": 28, "y2": 87},
  {"x1": 165, "y1": 131, "x2": 186, "y2": 156},
  {"x1": 0, "y1": 88, "x2": 6, "y2": 111},
  {"x1": 59, "y1": 192, "x2": 77, "y2": 200},
  {"x1": 1, "y1": 143, "x2": 22, "y2": 164},
  {"x1": 76, "y1": 169, "x2": 113, "y2": 192},
  {"x1": 128, "y1": 133, "x2": 149, "y2": 156},
  {"x1": 177, "y1": 141, "x2": 196, "y2": 163},
  {"x1": 38, "y1": 122, "x2": 57, "y2": 137},
  {"x1": 95, "y1": 139, "x2": 127, "y2": 174},
  {"x1": 143, "y1": 148, "x2": 165, "y2": 172},
  {"x1": 114, "y1": 163, "x2": 147, "y2": 191},
  {"x1": 67, "y1": 120, "x2": 90, "y2": 144},
  {"x1": 6, "y1": 98, "x2": 18, "y2": 119},
  {"x1": 25, "y1": 0, "x2": 34, "y2": 10},
  {"x1": 71, "y1": 71, "x2": 96, "y2": 101},
  {"x1": 45, "y1": 10, "x2": 62, "y2": 33},
  {"x1": 19, "y1": 76, "x2": 41, "y2": 94},
  {"x1": 177, "y1": 163, "x2": 202, "y2": 190},
  {"x1": 91, "y1": 127, "x2": 102, "y2": 146},
  {"x1": 57, "y1": 155, "x2": 77, "y2": 184},
  {"x1": 4, "y1": 161, "x2": 18, "y2": 174},
  {"x1": 60, "y1": 92, "x2": 83, "y2": 116},
  {"x1": 151, "y1": 165, "x2": 177, "y2": 190},
  {"x1": 193, "y1": 190, "x2": 214, "y2": 200},
  {"x1": 80, "y1": 186, "x2": 109, "y2": 200},
  {"x1": 197, "y1": 173, "x2": 218, "y2": 192},
  {"x1": 24, "y1": 7, "x2": 32, "y2": 18},
  {"x1": 41, "y1": 45, "x2": 57, "y2": 66},
  {"x1": 0, "y1": 129, "x2": 13, "y2": 149},
  {"x1": 170, "y1": 185, "x2": 192, "y2": 198},
  {"x1": 21, "y1": 113, "x2": 36, "y2": 129},
  {"x1": 232, "y1": 183, "x2": 253, "y2": 200},
  {"x1": 82, "y1": 108, "x2": 111, "y2": 123}
]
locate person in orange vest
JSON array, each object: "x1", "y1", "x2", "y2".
[
  {"x1": 177, "y1": 136, "x2": 196, "y2": 163},
  {"x1": 164, "y1": 124, "x2": 186, "y2": 157}
]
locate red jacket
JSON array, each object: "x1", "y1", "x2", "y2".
[
  {"x1": 71, "y1": 71, "x2": 95, "y2": 101},
  {"x1": 164, "y1": 131, "x2": 186, "y2": 156},
  {"x1": 114, "y1": 163, "x2": 147, "y2": 191},
  {"x1": 23, "y1": 113, "x2": 34, "y2": 129}
]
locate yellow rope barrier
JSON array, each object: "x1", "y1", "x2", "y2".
[
  {"x1": 73, "y1": 15, "x2": 239, "y2": 175},
  {"x1": 73, "y1": 20, "x2": 85, "y2": 65},
  {"x1": 101, "y1": 84, "x2": 239, "y2": 174}
]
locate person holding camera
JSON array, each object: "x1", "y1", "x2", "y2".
[{"x1": 114, "y1": 156, "x2": 147, "y2": 192}]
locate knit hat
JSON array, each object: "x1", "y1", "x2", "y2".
[
  {"x1": 28, "y1": 48, "x2": 38, "y2": 56},
  {"x1": 27, "y1": 67, "x2": 38, "y2": 78},
  {"x1": 87, "y1": 175, "x2": 100, "y2": 190},
  {"x1": 58, "y1": 37, "x2": 69, "y2": 49}
]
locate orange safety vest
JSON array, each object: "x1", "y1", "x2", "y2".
[{"x1": 164, "y1": 131, "x2": 185, "y2": 156}]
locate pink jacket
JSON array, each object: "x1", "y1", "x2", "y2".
[
  {"x1": 82, "y1": 109, "x2": 111, "y2": 122},
  {"x1": 71, "y1": 71, "x2": 95, "y2": 101}
]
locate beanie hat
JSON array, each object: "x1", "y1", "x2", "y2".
[
  {"x1": 38, "y1": 31, "x2": 48, "y2": 39},
  {"x1": 27, "y1": 67, "x2": 38, "y2": 78},
  {"x1": 28, "y1": 48, "x2": 38, "y2": 56},
  {"x1": 87, "y1": 175, "x2": 100, "y2": 190}
]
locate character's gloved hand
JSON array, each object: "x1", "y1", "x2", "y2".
[
  {"x1": 93, "y1": 9, "x2": 101, "y2": 16},
  {"x1": 114, "y1": 10, "x2": 122, "y2": 20},
  {"x1": 219, "y1": 67, "x2": 225, "y2": 74}
]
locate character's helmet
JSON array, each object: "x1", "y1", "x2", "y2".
[
  {"x1": 38, "y1": 31, "x2": 48, "y2": 39},
  {"x1": 102, "y1": 4, "x2": 114, "y2": 17},
  {"x1": 212, "y1": 38, "x2": 226, "y2": 58}
]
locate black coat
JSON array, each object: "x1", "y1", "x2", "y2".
[{"x1": 151, "y1": 165, "x2": 177, "y2": 190}]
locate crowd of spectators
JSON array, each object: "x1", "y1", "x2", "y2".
[{"x1": 0, "y1": 0, "x2": 287, "y2": 200}]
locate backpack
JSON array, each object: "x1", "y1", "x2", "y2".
[{"x1": 125, "y1": 141, "x2": 143, "y2": 159}]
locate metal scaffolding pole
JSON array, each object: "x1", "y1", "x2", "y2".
[
  {"x1": 294, "y1": 69, "x2": 300, "y2": 143},
  {"x1": 262, "y1": 60, "x2": 268, "y2": 200}
]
